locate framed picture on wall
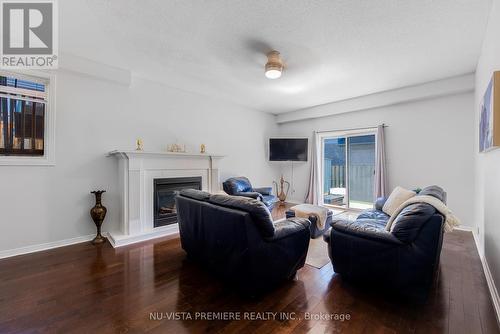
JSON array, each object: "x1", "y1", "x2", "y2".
[{"x1": 479, "y1": 71, "x2": 500, "y2": 152}]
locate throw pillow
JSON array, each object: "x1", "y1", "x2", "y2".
[{"x1": 382, "y1": 186, "x2": 416, "y2": 216}]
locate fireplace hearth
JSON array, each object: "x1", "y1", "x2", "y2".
[{"x1": 154, "y1": 177, "x2": 202, "y2": 227}]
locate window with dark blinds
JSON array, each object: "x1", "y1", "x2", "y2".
[{"x1": 0, "y1": 75, "x2": 46, "y2": 156}]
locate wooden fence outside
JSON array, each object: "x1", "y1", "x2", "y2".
[{"x1": 324, "y1": 161, "x2": 374, "y2": 203}]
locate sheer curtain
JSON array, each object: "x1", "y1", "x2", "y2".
[
  {"x1": 374, "y1": 124, "x2": 388, "y2": 198},
  {"x1": 305, "y1": 131, "x2": 320, "y2": 204}
]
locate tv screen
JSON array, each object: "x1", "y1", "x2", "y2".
[{"x1": 269, "y1": 138, "x2": 308, "y2": 161}]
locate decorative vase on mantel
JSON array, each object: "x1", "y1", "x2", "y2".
[{"x1": 90, "y1": 190, "x2": 107, "y2": 244}]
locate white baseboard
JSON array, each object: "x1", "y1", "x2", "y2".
[
  {"x1": 285, "y1": 199, "x2": 304, "y2": 205},
  {"x1": 454, "y1": 225, "x2": 475, "y2": 232},
  {"x1": 0, "y1": 233, "x2": 106, "y2": 259},
  {"x1": 460, "y1": 227, "x2": 500, "y2": 327},
  {"x1": 0, "y1": 225, "x2": 181, "y2": 259},
  {"x1": 482, "y1": 252, "x2": 500, "y2": 327}
]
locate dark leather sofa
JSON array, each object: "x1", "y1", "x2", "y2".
[
  {"x1": 223, "y1": 176, "x2": 277, "y2": 210},
  {"x1": 175, "y1": 189, "x2": 311, "y2": 294},
  {"x1": 324, "y1": 186, "x2": 447, "y2": 299}
]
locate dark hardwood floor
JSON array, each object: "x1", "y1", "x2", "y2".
[
  {"x1": 0, "y1": 207, "x2": 498, "y2": 333},
  {"x1": 271, "y1": 202, "x2": 294, "y2": 220}
]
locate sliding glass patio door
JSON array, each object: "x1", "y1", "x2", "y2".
[{"x1": 321, "y1": 132, "x2": 376, "y2": 210}]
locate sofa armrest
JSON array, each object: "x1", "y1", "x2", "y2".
[
  {"x1": 323, "y1": 227, "x2": 332, "y2": 243},
  {"x1": 234, "y1": 191, "x2": 263, "y2": 200},
  {"x1": 253, "y1": 187, "x2": 272, "y2": 196},
  {"x1": 267, "y1": 217, "x2": 311, "y2": 241},
  {"x1": 374, "y1": 197, "x2": 388, "y2": 211},
  {"x1": 286, "y1": 210, "x2": 321, "y2": 227},
  {"x1": 331, "y1": 219, "x2": 402, "y2": 245}
]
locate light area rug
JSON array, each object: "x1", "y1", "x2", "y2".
[
  {"x1": 305, "y1": 237, "x2": 330, "y2": 269},
  {"x1": 303, "y1": 208, "x2": 352, "y2": 269},
  {"x1": 329, "y1": 208, "x2": 346, "y2": 217}
]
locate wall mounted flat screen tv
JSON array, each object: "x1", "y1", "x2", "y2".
[{"x1": 269, "y1": 138, "x2": 308, "y2": 161}]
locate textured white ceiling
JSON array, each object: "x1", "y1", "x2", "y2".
[{"x1": 60, "y1": 0, "x2": 491, "y2": 114}]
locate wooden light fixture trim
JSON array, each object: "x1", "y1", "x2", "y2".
[{"x1": 265, "y1": 50, "x2": 283, "y2": 79}]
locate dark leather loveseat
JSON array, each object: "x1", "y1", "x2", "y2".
[
  {"x1": 324, "y1": 186, "x2": 447, "y2": 298},
  {"x1": 223, "y1": 177, "x2": 277, "y2": 210},
  {"x1": 175, "y1": 189, "x2": 311, "y2": 294}
]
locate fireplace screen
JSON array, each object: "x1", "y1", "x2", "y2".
[{"x1": 154, "y1": 177, "x2": 202, "y2": 227}]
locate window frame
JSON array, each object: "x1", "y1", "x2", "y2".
[
  {"x1": 318, "y1": 128, "x2": 377, "y2": 210},
  {"x1": 0, "y1": 70, "x2": 56, "y2": 166}
]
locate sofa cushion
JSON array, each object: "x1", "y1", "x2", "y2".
[
  {"x1": 208, "y1": 194, "x2": 275, "y2": 238},
  {"x1": 270, "y1": 217, "x2": 310, "y2": 241},
  {"x1": 357, "y1": 209, "x2": 390, "y2": 226},
  {"x1": 418, "y1": 185, "x2": 447, "y2": 204},
  {"x1": 178, "y1": 189, "x2": 211, "y2": 201},
  {"x1": 355, "y1": 218, "x2": 388, "y2": 230},
  {"x1": 391, "y1": 203, "x2": 436, "y2": 242},
  {"x1": 382, "y1": 186, "x2": 416, "y2": 216},
  {"x1": 330, "y1": 219, "x2": 402, "y2": 245}
]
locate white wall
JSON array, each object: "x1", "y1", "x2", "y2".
[
  {"x1": 0, "y1": 48, "x2": 481, "y2": 256},
  {"x1": 277, "y1": 92, "x2": 475, "y2": 227},
  {"x1": 0, "y1": 70, "x2": 278, "y2": 253},
  {"x1": 475, "y1": 0, "x2": 500, "y2": 292}
]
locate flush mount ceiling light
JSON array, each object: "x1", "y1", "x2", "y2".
[{"x1": 265, "y1": 50, "x2": 283, "y2": 79}]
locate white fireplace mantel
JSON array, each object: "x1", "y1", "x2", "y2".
[{"x1": 107, "y1": 150, "x2": 224, "y2": 247}]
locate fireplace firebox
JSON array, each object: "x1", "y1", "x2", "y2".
[{"x1": 153, "y1": 177, "x2": 202, "y2": 227}]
